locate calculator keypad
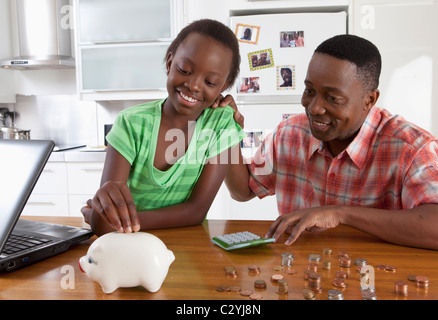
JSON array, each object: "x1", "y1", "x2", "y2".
[{"x1": 216, "y1": 231, "x2": 260, "y2": 245}]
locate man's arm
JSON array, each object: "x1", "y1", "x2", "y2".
[{"x1": 266, "y1": 204, "x2": 438, "y2": 250}]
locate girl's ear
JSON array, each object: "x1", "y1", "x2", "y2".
[{"x1": 165, "y1": 52, "x2": 173, "y2": 76}]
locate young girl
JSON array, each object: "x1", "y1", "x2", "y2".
[{"x1": 81, "y1": 19, "x2": 245, "y2": 236}]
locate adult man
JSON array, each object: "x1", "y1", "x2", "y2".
[{"x1": 224, "y1": 34, "x2": 438, "y2": 250}]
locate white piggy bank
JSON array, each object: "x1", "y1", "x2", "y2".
[{"x1": 79, "y1": 232, "x2": 175, "y2": 294}]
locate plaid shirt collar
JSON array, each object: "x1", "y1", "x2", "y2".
[{"x1": 308, "y1": 106, "x2": 381, "y2": 169}]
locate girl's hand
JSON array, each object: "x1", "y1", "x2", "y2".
[
  {"x1": 212, "y1": 94, "x2": 244, "y2": 129},
  {"x1": 86, "y1": 181, "x2": 140, "y2": 233}
]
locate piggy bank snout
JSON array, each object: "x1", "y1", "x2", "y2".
[{"x1": 78, "y1": 257, "x2": 86, "y2": 273}]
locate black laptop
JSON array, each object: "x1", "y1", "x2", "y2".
[{"x1": 0, "y1": 139, "x2": 93, "y2": 272}]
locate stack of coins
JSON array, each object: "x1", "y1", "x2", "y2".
[
  {"x1": 224, "y1": 266, "x2": 238, "y2": 278},
  {"x1": 307, "y1": 263, "x2": 318, "y2": 272},
  {"x1": 394, "y1": 280, "x2": 408, "y2": 296},
  {"x1": 248, "y1": 265, "x2": 260, "y2": 275},
  {"x1": 339, "y1": 256, "x2": 352, "y2": 268},
  {"x1": 333, "y1": 271, "x2": 348, "y2": 288},
  {"x1": 254, "y1": 279, "x2": 266, "y2": 289},
  {"x1": 271, "y1": 274, "x2": 283, "y2": 283},
  {"x1": 333, "y1": 278, "x2": 347, "y2": 288},
  {"x1": 354, "y1": 258, "x2": 367, "y2": 267},
  {"x1": 302, "y1": 289, "x2": 316, "y2": 300},
  {"x1": 385, "y1": 265, "x2": 397, "y2": 272},
  {"x1": 277, "y1": 279, "x2": 288, "y2": 294},
  {"x1": 362, "y1": 291, "x2": 378, "y2": 300},
  {"x1": 308, "y1": 254, "x2": 321, "y2": 263},
  {"x1": 416, "y1": 276, "x2": 430, "y2": 289},
  {"x1": 281, "y1": 252, "x2": 294, "y2": 267},
  {"x1": 322, "y1": 259, "x2": 331, "y2": 270},
  {"x1": 308, "y1": 273, "x2": 322, "y2": 293},
  {"x1": 304, "y1": 269, "x2": 315, "y2": 280},
  {"x1": 327, "y1": 289, "x2": 344, "y2": 300},
  {"x1": 338, "y1": 251, "x2": 349, "y2": 258}
]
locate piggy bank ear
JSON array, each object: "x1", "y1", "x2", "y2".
[{"x1": 89, "y1": 241, "x2": 104, "y2": 254}]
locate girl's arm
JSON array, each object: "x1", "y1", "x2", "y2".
[{"x1": 83, "y1": 144, "x2": 230, "y2": 236}]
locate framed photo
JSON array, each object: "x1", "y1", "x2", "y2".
[
  {"x1": 241, "y1": 131, "x2": 264, "y2": 149},
  {"x1": 248, "y1": 48, "x2": 274, "y2": 71},
  {"x1": 237, "y1": 77, "x2": 260, "y2": 93},
  {"x1": 280, "y1": 31, "x2": 305, "y2": 48},
  {"x1": 276, "y1": 65, "x2": 296, "y2": 90},
  {"x1": 235, "y1": 23, "x2": 261, "y2": 45}
]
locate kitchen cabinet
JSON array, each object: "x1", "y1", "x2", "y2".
[
  {"x1": 22, "y1": 153, "x2": 104, "y2": 217},
  {"x1": 22, "y1": 162, "x2": 69, "y2": 216},
  {"x1": 67, "y1": 161, "x2": 104, "y2": 217},
  {"x1": 74, "y1": 0, "x2": 183, "y2": 101}
]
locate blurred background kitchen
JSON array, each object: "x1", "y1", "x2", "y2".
[{"x1": 0, "y1": 0, "x2": 437, "y2": 219}]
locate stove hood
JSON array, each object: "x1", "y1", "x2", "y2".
[{"x1": 0, "y1": 0, "x2": 75, "y2": 70}]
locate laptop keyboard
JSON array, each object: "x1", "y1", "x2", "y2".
[{"x1": 3, "y1": 233, "x2": 52, "y2": 255}]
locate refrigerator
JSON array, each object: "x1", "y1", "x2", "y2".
[{"x1": 207, "y1": 12, "x2": 347, "y2": 221}]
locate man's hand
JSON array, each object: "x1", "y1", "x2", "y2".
[{"x1": 265, "y1": 206, "x2": 344, "y2": 245}]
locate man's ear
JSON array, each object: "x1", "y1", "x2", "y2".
[
  {"x1": 165, "y1": 52, "x2": 173, "y2": 76},
  {"x1": 364, "y1": 89, "x2": 380, "y2": 111}
]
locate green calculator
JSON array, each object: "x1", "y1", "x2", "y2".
[{"x1": 211, "y1": 231, "x2": 275, "y2": 251}]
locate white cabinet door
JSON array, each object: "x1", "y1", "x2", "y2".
[
  {"x1": 31, "y1": 162, "x2": 68, "y2": 195},
  {"x1": 76, "y1": 0, "x2": 173, "y2": 44},
  {"x1": 67, "y1": 162, "x2": 104, "y2": 195},
  {"x1": 22, "y1": 194, "x2": 69, "y2": 216},
  {"x1": 79, "y1": 43, "x2": 169, "y2": 92}
]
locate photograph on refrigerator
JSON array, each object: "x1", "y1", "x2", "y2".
[
  {"x1": 237, "y1": 77, "x2": 260, "y2": 93},
  {"x1": 276, "y1": 65, "x2": 295, "y2": 90},
  {"x1": 235, "y1": 23, "x2": 261, "y2": 45},
  {"x1": 280, "y1": 31, "x2": 305, "y2": 48},
  {"x1": 248, "y1": 48, "x2": 274, "y2": 71}
]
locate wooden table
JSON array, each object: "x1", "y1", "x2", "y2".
[{"x1": 1, "y1": 216, "x2": 437, "y2": 302}]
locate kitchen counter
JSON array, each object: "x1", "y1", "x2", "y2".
[{"x1": 48, "y1": 146, "x2": 106, "y2": 162}]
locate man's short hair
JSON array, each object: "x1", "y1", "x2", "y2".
[{"x1": 315, "y1": 34, "x2": 381, "y2": 92}]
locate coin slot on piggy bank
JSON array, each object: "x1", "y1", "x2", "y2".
[{"x1": 79, "y1": 232, "x2": 175, "y2": 294}]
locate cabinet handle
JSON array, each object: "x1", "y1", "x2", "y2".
[
  {"x1": 27, "y1": 201, "x2": 55, "y2": 206},
  {"x1": 81, "y1": 168, "x2": 103, "y2": 172}
]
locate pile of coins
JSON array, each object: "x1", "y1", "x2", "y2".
[
  {"x1": 308, "y1": 273, "x2": 322, "y2": 293},
  {"x1": 248, "y1": 265, "x2": 261, "y2": 275},
  {"x1": 415, "y1": 276, "x2": 430, "y2": 289},
  {"x1": 215, "y1": 248, "x2": 431, "y2": 300},
  {"x1": 327, "y1": 289, "x2": 344, "y2": 300},
  {"x1": 224, "y1": 266, "x2": 238, "y2": 278},
  {"x1": 277, "y1": 279, "x2": 288, "y2": 294},
  {"x1": 394, "y1": 280, "x2": 408, "y2": 296},
  {"x1": 302, "y1": 289, "x2": 315, "y2": 300},
  {"x1": 254, "y1": 279, "x2": 266, "y2": 289},
  {"x1": 281, "y1": 252, "x2": 294, "y2": 267}
]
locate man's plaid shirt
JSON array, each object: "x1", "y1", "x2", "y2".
[{"x1": 248, "y1": 106, "x2": 438, "y2": 215}]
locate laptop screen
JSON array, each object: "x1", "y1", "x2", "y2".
[{"x1": 0, "y1": 140, "x2": 54, "y2": 253}]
